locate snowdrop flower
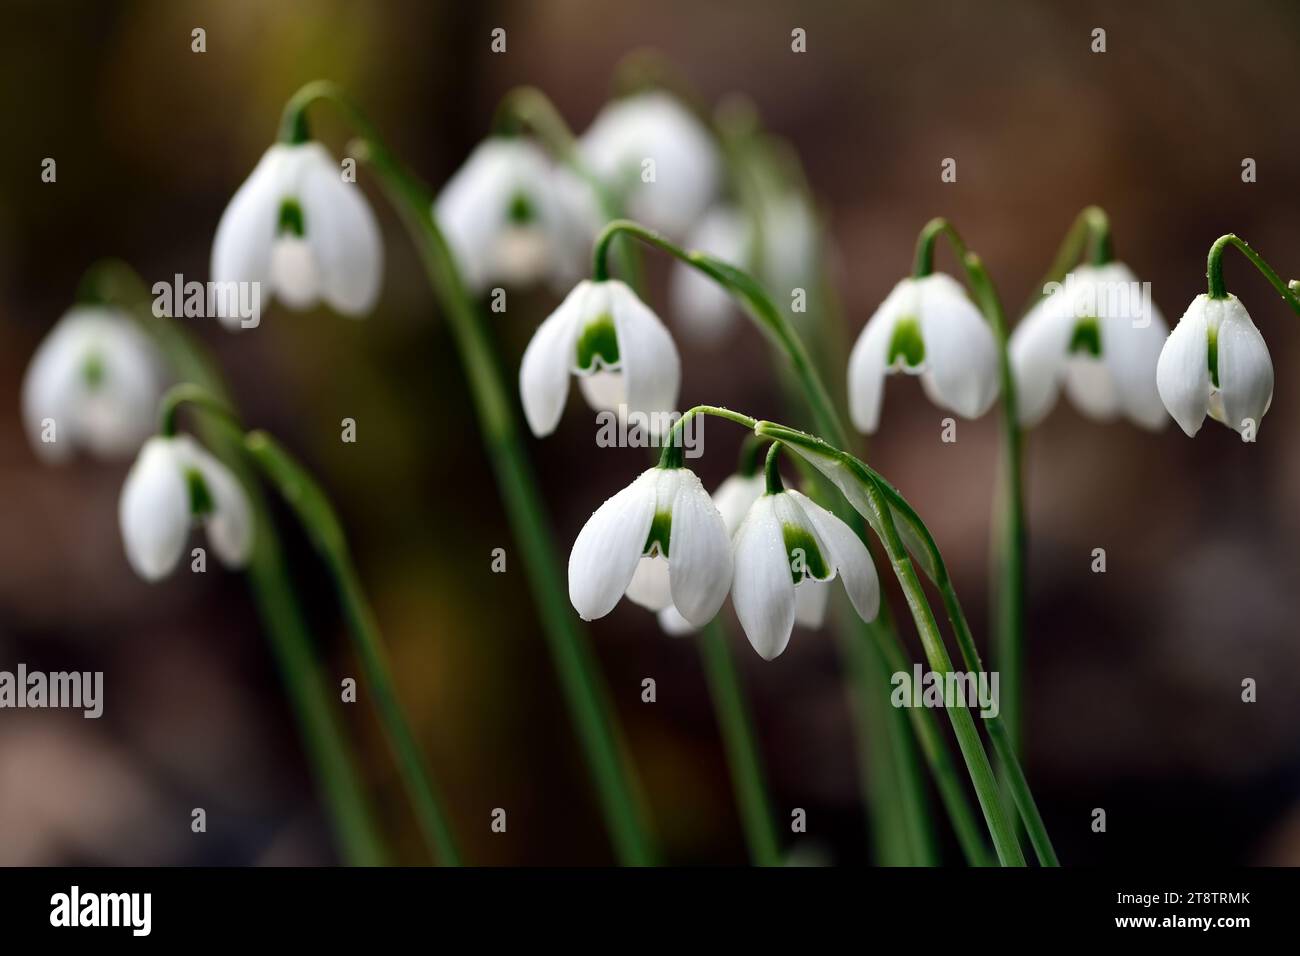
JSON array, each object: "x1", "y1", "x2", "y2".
[
  {"x1": 119, "y1": 434, "x2": 253, "y2": 581},
  {"x1": 1156, "y1": 294, "x2": 1272, "y2": 438},
  {"x1": 435, "y1": 138, "x2": 599, "y2": 294},
  {"x1": 579, "y1": 91, "x2": 720, "y2": 237},
  {"x1": 22, "y1": 307, "x2": 162, "y2": 463},
  {"x1": 1010, "y1": 263, "x2": 1168, "y2": 429},
  {"x1": 211, "y1": 141, "x2": 382, "y2": 325},
  {"x1": 848, "y1": 273, "x2": 1000, "y2": 433},
  {"x1": 520, "y1": 278, "x2": 680, "y2": 438},
  {"x1": 569, "y1": 466, "x2": 732, "y2": 628},
  {"x1": 732, "y1": 487, "x2": 879, "y2": 660}
]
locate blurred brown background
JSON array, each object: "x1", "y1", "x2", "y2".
[{"x1": 1, "y1": 0, "x2": 1299, "y2": 865}]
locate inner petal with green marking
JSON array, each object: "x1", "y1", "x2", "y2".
[
  {"x1": 1207, "y1": 322, "x2": 1220, "y2": 387},
  {"x1": 782, "y1": 523, "x2": 829, "y2": 583},
  {"x1": 186, "y1": 468, "x2": 214, "y2": 518},
  {"x1": 506, "y1": 191, "x2": 536, "y2": 224},
  {"x1": 643, "y1": 510, "x2": 672, "y2": 558},
  {"x1": 887, "y1": 316, "x2": 925, "y2": 369},
  {"x1": 277, "y1": 198, "x2": 306, "y2": 237},
  {"x1": 81, "y1": 352, "x2": 105, "y2": 389},
  {"x1": 576, "y1": 315, "x2": 620, "y2": 371},
  {"x1": 1068, "y1": 317, "x2": 1102, "y2": 357}
]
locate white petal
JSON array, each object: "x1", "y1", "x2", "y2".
[
  {"x1": 606, "y1": 280, "x2": 680, "y2": 436},
  {"x1": 119, "y1": 436, "x2": 190, "y2": 581},
  {"x1": 1009, "y1": 290, "x2": 1074, "y2": 427},
  {"x1": 1215, "y1": 297, "x2": 1273, "y2": 436},
  {"x1": 666, "y1": 468, "x2": 733, "y2": 626},
  {"x1": 1062, "y1": 356, "x2": 1120, "y2": 421},
  {"x1": 178, "y1": 437, "x2": 253, "y2": 569},
  {"x1": 22, "y1": 312, "x2": 98, "y2": 463},
  {"x1": 1098, "y1": 279, "x2": 1169, "y2": 430},
  {"x1": 670, "y1": 207, "x2": 748, "y2": 343},
  {"x1": 624, "y1": 553, "x2": 673, "y2": 612},
  {"x1": 916, "y1": 273, "x2": 1000, "y2": 419},
  {"x1": 1156, "y1": 295, "x2": 1214, "y2": 437},
  {"x1": 794, "y1": 579, "x2": 831, "y2": 628},
  {"x1": 269, "y1": 237, "x2": 321, "y2": 310},
  {"x1": 847, "y1": 283, "x2": 905, "y2": 433},
  {"x1": 787, "y1": 490, "x2": 879, "y2": 623},
  {"x1": 657, "y1": 605, "x2": 698, "y2": 636},
  {"x1": 82, "y1": 315, "x2": 163, "y2": 457},
  {"x1": 211, "y1": 145, "x2": 290, "y2": 328},
  {"x1": 712, "y1": 473, "x2": 765, "y2": 535},
  {"x1": 296, "y1": 143, "x2": 383, "y2": 316},
  {"x1": 576, "y1": 369, "x2": 627, "y2": 412},
  {"x1": 731, "y1": 496, "x2": 796, "y2": 660},
  {"x1": 519, "y1": 281, "x2": 587, "y2": 436},
  {"x1": 568, "y1": 469, "x2": 657, "y2": 620}
]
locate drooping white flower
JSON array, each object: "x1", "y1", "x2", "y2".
[
  {"x1": 579, "y1": 91, "x2": 720, "y2": 237},
  {"x1": 119, "y1": 434, "x2": 253, "y2": 581},
  {"x1": 848, "y1": 273, "x2": 1000, "y2": 433},
  {"x1": 1010, "y1": 263, "x2": 1168, "y2": 429},
  {"x1": 732, "y1": 488, "x2": 879, "y2": 660},
  {"x1": 435, "y1": 138, "x2": 600, "y2": 294},
  {"x1": 569, "y1": 466, "x2": 732, "y2": 628},
  {"x1": 22, "y1": 307, "x2": 163, "y2": 463},
  {"x1": 519, "y1": 279, "x2": 680, "y2": 437},
  {"x1": 211, "y1": 141, "x2": 383, "y2": 325},
  {"x1": 670, "y1": 206, "x2": 749, "y2": 343},
  {"x1": 1156, "y1": 293, "x2": 1273, "y2": 438}
]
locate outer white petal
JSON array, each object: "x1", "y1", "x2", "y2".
[
  {"x1": 787, "y1": 490, "x2": 879, "y2": 623},
  {"x1": 296, "y1": 143, "x2": 383, "y2": 316},
  {"x1": 666, "y1": 468, "x2": 733, "y2": 626},
  {"x1": 119, "y1": 437, "x2": 190, "y2": 581},
  {"x1": 606, "y1": 280, "x2": 680, "y2": 436},
  {"x1": 712, "y1": 473, "x2": 765, "y2": 535},
  {"x1": 794, "y1": 579, "x2": 831, "y2": 628},
  {"x1": 82, "y1": 315, "x2": 163, "y2": 458},
  {"x1": 916, "y1": 273, "x2": 1000, "y2": 419},
  {"x1": 568, "y1": 469, "x2": 657, "y2": 620},
  {"x1": 178, "y1": 437, "x2": 253, "y2": 569},
  {"x1": 1009, "y1": 291, "x2": 1074, "y2": 427},
  {"x1": 1156, "y1": 296, "x2": 1213, "y2": 437},
  {"x1": 1215, "y1": 297, "x2": 1273, "y2": 436},
  {"x1": 211, "y1": 145, "x2": 289, "y2": 328},
  {"x1": 624, "y1": 553, "x2": 673, "y2": 612},
  {"x1": 519, "y1": 281, "x2": 588, "y2": 436},
  {"x1": 1062, "y1": 357, "x2": 1120, "y2": 421},
  {"x1": 22, "y1": 314, "x2": 97, "y2": 462},
  {"x1": 1099, "y1": 280, "x2": 1169, "y2": 430},
  {"x1": 731, "y1": 496, "x2": 796, "y2": 660},
  {"x1": 657, "y1": 605, "x2": 697, "y2": 636},
  {"x1": 847, "y1": 282, "x2": 906, "y2": 433},
  {"x1": 670, "y1": 207, "x2": 748, "y2": 343}
]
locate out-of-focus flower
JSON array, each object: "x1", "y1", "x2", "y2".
[
  {"x1": 211, "y1": 142, "x2": 382, "y2": 324},
  {"x1": 435, "y1": 138, "x2": 600, "y2": 294},
  {"x1": 1156, "y1": 293, "x2": 1273, "y2": 438},
  {"x1": 1011, "y1": 263, "x2": 1168, "y2": 429},
  {"x1": 119, "y1": 434, "x2": 253, "y2": 581},
  {"x1": 569, "y1": 466, "x2": 732, "y2": 628},
  {"x1": 848, "y1": 273, "x2": 999, "y2": 433},
  {"x1": 519, "y1": 279, "x2": 680, "y2": 437},
  {"x1": 579, "y1": 91, "x2": 720, "y2": 237},
  {"x1": 22, "y1": 307, "x2": 162, "y2": 463}
]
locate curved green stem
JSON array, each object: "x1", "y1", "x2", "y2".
[
  {"x1": 80, "y1": 260, "x2": 386, "y2": 866},
  {"x1": 242, "y1": 430, "x2": 462, "y2": 865},
  {"x1": 337, "y1": 110, "x2": 656, "y2": 864},
  {"x1": 1205, "y1": 234, "x2": 1300, "y2": 312},
  {"x1": 696, "y1": 620, "x2": 782, "y2": 865},
  {"x1": 1021, "y1": 205, "x2": 1113, "y2": 317}
]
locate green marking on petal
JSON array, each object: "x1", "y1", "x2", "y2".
[
  {"x1": 1068, "y1": 317, "x2": 1102, "y2": 357},
  {"x1": 82, "y1": 352, "x2": 105, "y2": 389},
  {"x1": 644, "y1": 510, "x2": 672, "y2": 558},
  {"x1": 887, "y1": 316, "x2": 925, "y2": 368},
  {"x1": 782, "y1": 523, "x2": 829, "y2": 583},
  {"x1": 1207, "y1": 323, "x2": 1220, "y2": 388},
  {"x1": 277, "y1": 198, "x2": 305, "y2": 237},
  {"x1": 575, "y1": 314, "x2": 620, "y2": 371},
  {"x1": 187, "y1": 468, "x2": 214, "y2": 518},
  {"x1": 507, "y1": 192, "x2": 535, "y2": 224}
]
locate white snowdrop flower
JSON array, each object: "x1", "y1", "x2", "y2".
[
  {"x1": 519, "y1": 279, "x2": 680, "y2": 438},
  {"x1": 435, "y1": 138, "x2": 599, "y2": 294},
  {"x1": 22, "y1": 307, "x2": 163, "y2": 463},
  {"x1": 579, "y1": 91, "x2": 720, "y2": 237},
  {"x1": 848, "y1": 273, "x2": 1000, "y2": 433},
  {"x1": 119, "y1": 434, "x2": 253, "y2": 581},
  {"x1": 731, "y1": 488, "x2": 879, "y2": 661},
  {"x1": 1156, "y1": 293, "x2": 1273, "y2": 438},
  {"x1": 569, "y1": 466, "x2": 733, "y2": 628},
  {"x1": 211, "y1": 141, "x2": 383, "y2": 326},
  {"x1": 670, "y1": 206, "x2": 749, "y2": 343},
  {"x1": 1010, "y1": 263, "x2": 1168, "y2": 429}
]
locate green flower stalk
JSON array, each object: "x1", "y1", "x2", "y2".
[{"x1": 276, "y1": 81, "x2": 657, "y2": 864}]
